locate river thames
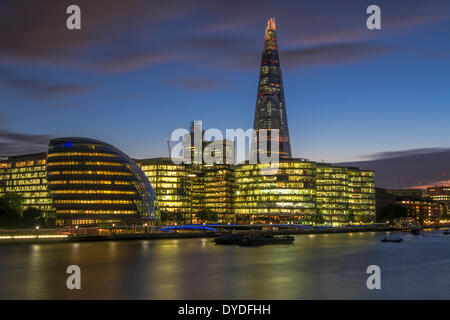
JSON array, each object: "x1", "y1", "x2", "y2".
[{"x1": 0, "y1": 229, "x2": 449, "y2": 299}]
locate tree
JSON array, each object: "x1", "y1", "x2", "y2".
[
  {"x1": 22, "y1": 207, "x2": 43, "y2": 228},
  {"x1": 0, "y1": 193, "x2": 24, "y2": 228},
  {"x1": 159, "y1": 210, "x2": 184, "y2": 225},
  {"x1": 208, "y1": 210, "x2": 218, "y2": 223},
  {"x1": 0, "y1": 192, "x2": 23, "y2": 216},
  {"x1": 311, "y1": 210, "x2": 325, "y2": 226},
  {"x1": 439, "y1": 211, "x2": 450, "y2": 222},
  {"x1": 359, "y1": 214, "x2": 373, "y2": 224},
  {"x1": 377, "y1": 204, "x2": 408, "y2": 223},
  {"x1": 173, "y1": 211, "x2": 184, "y2": 224},
  {"x1": 159, "y1": 210, "x2": 171, "y2": 224},
  {"x1": 196, "y1": 209, "x2": 218, "y2": 223},
  {"x1": 345, "y1": 211, "x2": 356, "y2": 224}
]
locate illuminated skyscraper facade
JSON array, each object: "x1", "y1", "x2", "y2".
[
  {"x1": 0, "y1": 153, "x2": 54, "y2": 219},
  {"x1": 253, "y1": 17, "x2": 292, "y2": 160},
  {"x1": 46, "y1": 137, "x2": 157, "y2": 226}
]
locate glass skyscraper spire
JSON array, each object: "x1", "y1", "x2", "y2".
[{"x1": 253, "y1": 17, "x2": 292, "y2": 160}]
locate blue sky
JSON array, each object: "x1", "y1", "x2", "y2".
[{"x1": 0, "y1": 0, "x2": 449, "y2": 186}]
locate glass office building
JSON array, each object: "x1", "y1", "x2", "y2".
[
  {"x1": 0, "y1": 152, "x2": 55, "y2": 219},
  {"x1": 46, "y1": 137, "x2": 156, "y2": 226},
  {"x1": 253, "y1": 17, "x2": 292, "y2": 160},
  {"x1": 137, "y1": 158, "x2": 190, "y2": 216},
  {"x1": 234, "y1": 159, "x2": 375, "y2": 225}
]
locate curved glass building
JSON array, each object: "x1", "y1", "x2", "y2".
[{"x1": 46, "y1": 137, "x2": 156, "y2": 226}]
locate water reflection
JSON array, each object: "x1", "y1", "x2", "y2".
[{"x1": 0, "y1": 230, "x2": 449, "y2": 299}]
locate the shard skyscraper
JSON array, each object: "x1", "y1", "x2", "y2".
[{"x1": 253, "y1": 17, "x2": 292, "y2": 160}]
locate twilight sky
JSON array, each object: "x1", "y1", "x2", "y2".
[{"x1": 0, "y1": 0, "x2": 449, "y2": 187}]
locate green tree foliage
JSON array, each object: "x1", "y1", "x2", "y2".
[
  {"x1": 0, "y1": 193, "x2": 42, "y2": 228},
  {"x1": 377, "y1": 204, "x2": 408, "y2": 223},
  {"x1": 196, "y1": 209, "x2": 218, "y2": 223},
  {"x1": 311, "y1": 210, "x2": 325, "y2": 225},
  {"x1": 22, "y1": 207, "x2": 43, "y2": 228},
  {"x1": 359, "y1": 214, "x2": 373, "y2": 224},
  {"x1": 159, "y1": 210, "x2": 184, "y2": 225},
  {"x1": 345, "y1": 211, "x2": 356, "y2": 224},
  {"x1": 439, "y1": 211, "x2": 450, "y2": 222}
]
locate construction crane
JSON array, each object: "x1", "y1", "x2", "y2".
[{"x1": 165, "y1": 138, "x2": 171, "y2": 158}]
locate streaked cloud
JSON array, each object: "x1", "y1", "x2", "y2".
[
  {"x1": 0, "y1": 68, "x2": 90, "y2": 99},
  {"x1": 167, "y1": 77, "x2": 227, "y2": 91},
  {"x1": 338, "y1": 148, "x2": 450, "y2": 188},
  {"x1": 0, "y1": 127, "x2": 51, "y2": 156}
]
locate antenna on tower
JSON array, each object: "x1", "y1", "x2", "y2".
[{"x1": 165, "y1": 138, "x2": 171, "y2": 158}]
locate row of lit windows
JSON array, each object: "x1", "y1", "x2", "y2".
[
  {"x1": 54, "y1": 200, "x2": 133, "y2": 204},
  {"x1": 14, "y1": 160, "x2": 46, "y2": 167},
  {"x1": 50, "y1": 190, "x2": 136, "y2": 195},
  {"x1": 6, "y1": 185, "x2": 47, "y2": 192},
  {"x1": 48, "y1": 161, "x2": 123, "y2": 167},
  {"x1": 48, "y1": 170, "x2": 131, "y2": 176},
  {"x1": 48, "y1": 152, "x2": 117, "y2": 158},
  {"x1": 48, "y1": 180, "x2": 132, "y2": 185},
  {"x1": 7, "y1": 172, "x2": 46, "y2": 179},
  {"x1": 140, "y1": 165, "x2": 185, "y2": 171},
  {"x1": 4, "y1": 179, "x2": 46, "y2": 186},
  {"x1": 9, "y1": 166, "x2": 46, "y2": 173},
  {"x1": 58, "y1": 210, "x2": 136, "y2": 215}
]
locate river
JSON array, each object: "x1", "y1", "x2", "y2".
[{"x1": 0, "y1": 229, "x2": 449, "y2": 299}]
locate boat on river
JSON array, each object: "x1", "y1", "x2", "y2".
[
  {"x1": 238, "y1": 233, "x2": 295, "y2": 246},
  {"x1": 381, "y1": 236, "x2": 403, "y2": 243},
  {"x1": 213, "y1": 232, "x2": 242, "y2": 245}
]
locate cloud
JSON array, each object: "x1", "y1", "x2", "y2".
[
  {"x1": 0, "y1": 68, "x2": 90, "y2": 99},
  {"x1": 281, "y1": 42, "x2": 396, "y2": 68},
  {"x1": 362, "y1": 148, "x2": 449, "y2": 160},
  {"x1": 0, "y1": 128, "x2": 52, "y2": 156},
  {"x1": 1, "y1": 0, "x2": 448, "y2": 74},
  {"x1": 0, "y1": 0, "x2": 190, "y2": 72},
  {"x1": 167, "y1": 77, "x2": 227, "y2": 91},
  {"x1": 93, "y1": 51, "x2": 177, "y2": 73},
  {"x1": 216, "y1": 41, "x2": 395, "y2": 71},
  {"x1": 338, "y1": 148, "x2": 450, "y2": 188}
]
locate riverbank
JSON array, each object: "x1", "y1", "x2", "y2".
[{"x1": 1, "y1": 223, "x2": 449, "y2": 245}]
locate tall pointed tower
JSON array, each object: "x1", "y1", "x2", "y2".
[{"x1": 253, "y1": 17, "x2": 292, "y2": 160}]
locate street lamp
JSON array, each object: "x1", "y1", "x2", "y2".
[{"x1": 187, "y1": 173, "x2": 197, "y2": 225}]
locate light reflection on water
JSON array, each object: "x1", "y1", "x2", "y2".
[{"x1": 0, "y1": 230, "x2": 449, "y2": 299}]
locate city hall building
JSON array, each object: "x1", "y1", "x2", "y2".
[{"x1": 45, "y1": 137, "x2": 157, "y2": 226}]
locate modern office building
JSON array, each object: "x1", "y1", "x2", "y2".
[
  {"x1": 0, "y1": 152, "x2": 55, "y2": 219},
  {"x1": 137, "y1": 158, "x2": 235, "y2": 223},
  {"x1": 253, "y1": 17, "x2": 292, "y2": 160},
  {"x1": 398, "y1": 198, "x2": 444, "y2": 223},
  {"x1": 376, "y1": 188, "x2": 446, "y2": 223},
  {"x1": 137, "y1": 157, "x2": 190, "y2": 216},
  {"x1": 233, "y1": 159, "x2": 375, "y2": 225},
  {"x1": 46, "y1": 137, "x2": 157, "y2": 226},
  {"x1": 197, "y1": 163, "x2": 235, "y2": 222},
  {"x1": 427, "y1": 186, "x2": 450, "y2": 204}
]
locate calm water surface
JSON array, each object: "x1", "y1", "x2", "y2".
[{"x1": 0, "y1": 230, "x2": 449, "y2": 299}]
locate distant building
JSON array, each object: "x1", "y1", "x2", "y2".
[
  {"x1": 428, "y1": 186, "x2": 450, "y2": 204},
  {"x1": 46, "y1": 137, "x2": 157, "y2": 226},
  {"x1": 376, "y1": 188, "x2": 445, "y2": 223}
]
